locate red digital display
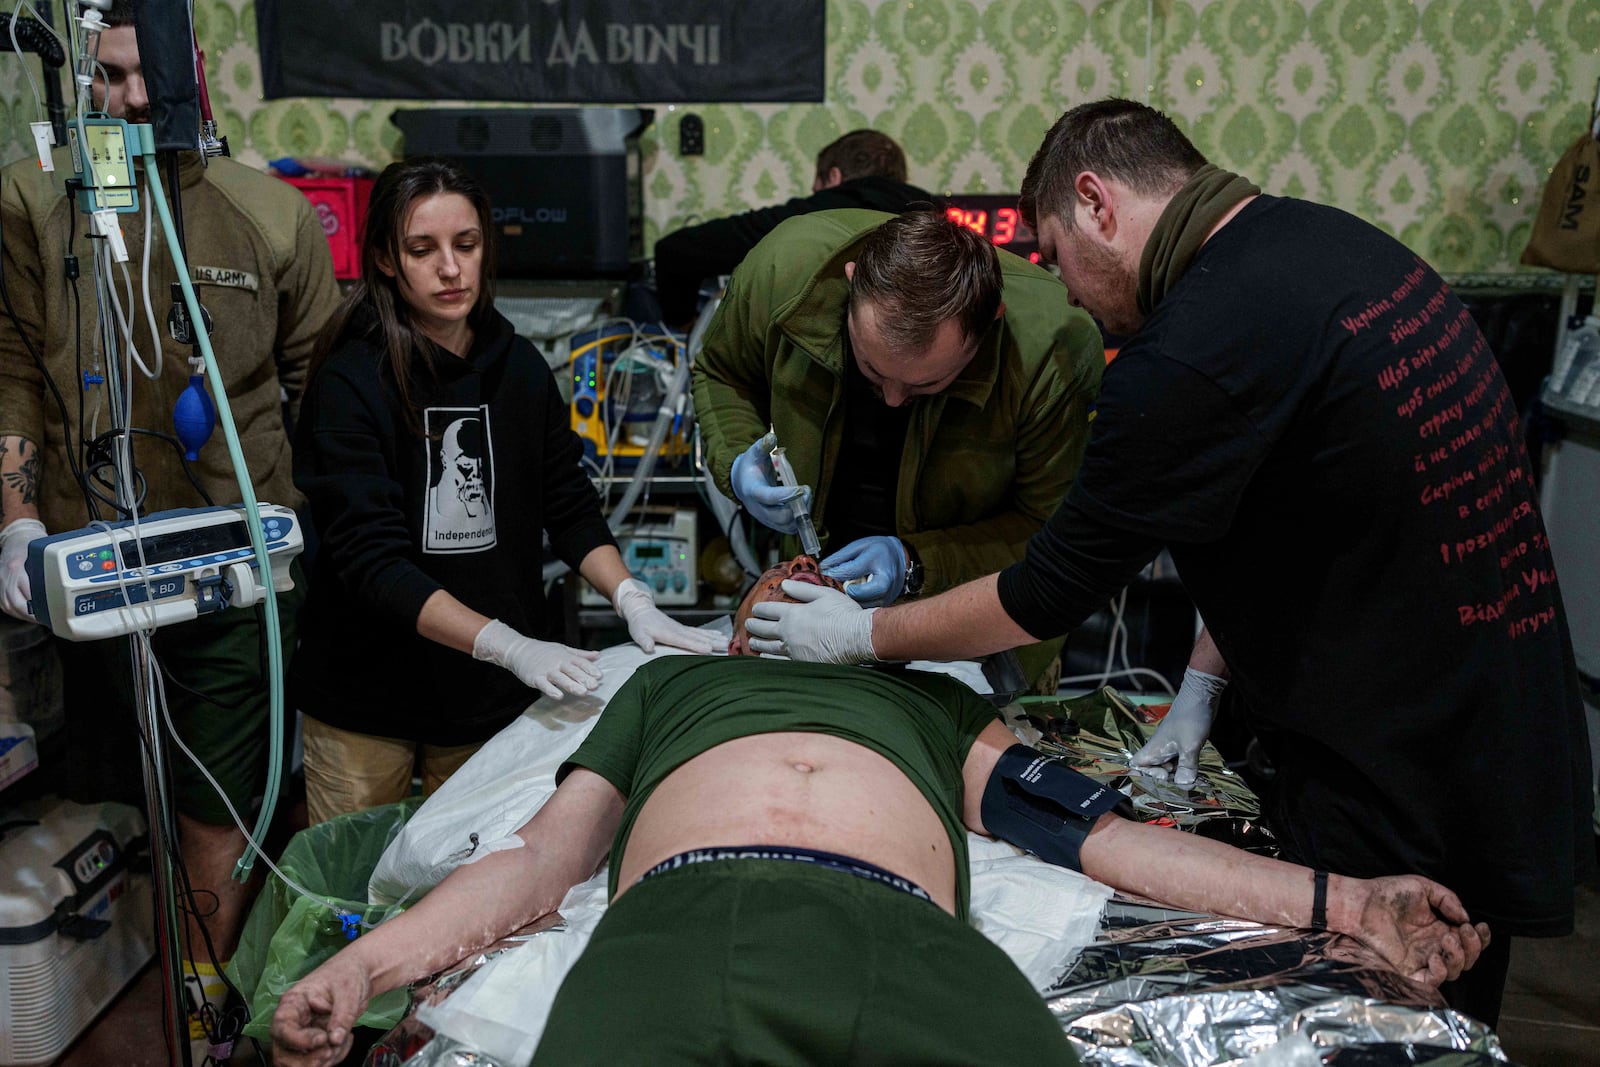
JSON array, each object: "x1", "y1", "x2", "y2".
[{"x1": 943, "y1": 195, "x2": 1040, "y2": 264}]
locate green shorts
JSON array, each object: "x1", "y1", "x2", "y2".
[
  {"x1": 533, "y1": 857, "x2": 1080, "y2": 1066},
  {"x1": 58, "y1": 559, "x2": 305, "y2": 825}
]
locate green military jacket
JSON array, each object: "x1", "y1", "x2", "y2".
[
  {"x1": 0, "y1": 150, "x2": 340, "y2": 532},
  {"x1": 691, "y1": 208, "x2": 1102, "y2": 596}
]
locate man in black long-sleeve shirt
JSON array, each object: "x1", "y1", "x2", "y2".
[{"x1": 653, "y1": 130, "x2": 934, "y2": 328}]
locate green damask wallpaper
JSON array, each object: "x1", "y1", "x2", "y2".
[{"x1": 3, "y1": 0, "x2": 1597, "y2": 273}]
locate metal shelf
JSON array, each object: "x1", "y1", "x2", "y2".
[{"x1": 575, "y1": 606, "x2": 732, "y2": 626}]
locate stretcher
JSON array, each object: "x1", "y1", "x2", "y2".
[{"x1": 231, "y1": 643, "x2": 1507, "y2": 1065}]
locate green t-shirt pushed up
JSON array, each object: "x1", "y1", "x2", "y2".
[{"x1": 558, "y1": 656, "x2": 1000, "y2": 918}]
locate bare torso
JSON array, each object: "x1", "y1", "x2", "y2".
[{"x1": 616, "y1": 731, "x2": 960, "y2": 913}]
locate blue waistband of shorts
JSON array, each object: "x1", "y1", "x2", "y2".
[{"x1": 637, "y1": 845, "x2": 935, "y2": 905}]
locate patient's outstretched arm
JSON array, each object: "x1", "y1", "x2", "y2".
[
  {"x1": 960, "y1": 723, "x2": 1487, "y2": 989},
  {"x1": 271, "y1": 769, "x2": 624, "y2": 1067},
  {"x1": 1074, "y1": 813, "x2": 1486, "y2": 987}
]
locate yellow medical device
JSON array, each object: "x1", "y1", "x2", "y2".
[{"x1": 569, "y1": 322, "x2": 692, "y2": 467}]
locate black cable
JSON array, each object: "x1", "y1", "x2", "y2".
[
  {"x1": 695, "y1": 477, "x2": 761, "y2": 579},
  {"x1": 65, "y1": 188, "x2": 95, "y2": 520},
  {"x1": 126, "y1": 680, "x2": 180, "y2": 1067},
  {"x1": 88, "y1": 426, "x2": 215, "y2": 506},
  {"x1": 0, "y1": 12, "x2": 66, "y2": 67},
  {"x1": 139, "y1": 641, "x2": 255, "y2": 1063},
  {"x1": 168, "y1": 835, "x2": 251, "y2": 1059},
  {"x1": 82, "y1": 447, "x2": 147, "y2": 518},
  {"x1": 157, "y1": 657, "x2": 252, "y2": 713},
  {"x1": 179, "y1": 457, "x2": 213, "y2": 507},
  {"x1": 82, "y1": 458, "x2": 145, "y2": 517},
  {"x1": 79, "y1": 424, "x2": 217, "y2": 519}
]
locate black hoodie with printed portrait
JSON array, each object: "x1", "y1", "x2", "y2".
[{"x1": 292, "y1": 309, "x2": 615, "y2": 743}]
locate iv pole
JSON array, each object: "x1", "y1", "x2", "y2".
[{"x1": 55, "y1": 2, "x2": 288, "y2": 1061}]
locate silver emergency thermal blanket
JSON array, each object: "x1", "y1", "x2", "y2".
[{"x1": 1043, "y1": 903, "x2": 1506, "y2": 1067}]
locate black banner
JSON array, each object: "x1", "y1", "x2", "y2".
[{"x1": 256, "y1": 1, "x2": 824, "y2": 103}]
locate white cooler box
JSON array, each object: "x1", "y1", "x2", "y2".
[{"x1": 0, "y1": 799, "x2": 153, "y2": 1066}]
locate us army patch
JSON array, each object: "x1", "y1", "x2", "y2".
[{"x1": 191, "y1": 265, "x2": 259, "y2": 292}]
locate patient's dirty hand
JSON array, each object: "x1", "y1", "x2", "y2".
[
  {"x1": 746, "y1": 580, "x2": 878, "y2": 663},
  {"x1": 271, "y1": 956, "x2": 372, "y2": 1067},
  {"x1": 1129, "y1": 667, "x2": 1226, "y2": 787},
  {"x1": 472, "y1": 619, "x2": 602, "y2": 699},
  {"x1": 612, "y1": 577, "x2": 722, "y2": 654},
  {"x1": 1337, "y1": 873, "x2": 1488, "y2": 989}
]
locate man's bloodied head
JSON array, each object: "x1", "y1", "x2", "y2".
[{"x1": 728, "y1": 555, "x2": 845, "y2": 656}]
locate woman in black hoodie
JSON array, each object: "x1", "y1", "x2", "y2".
[{"x1": 292, "y1": 157, "x2": 718, "y2": 825}]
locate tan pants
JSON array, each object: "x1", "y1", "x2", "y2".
[{"x1": 301, "y1": 715, "x2": 481, "y2": 826}]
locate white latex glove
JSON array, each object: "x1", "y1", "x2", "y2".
[
  {"x1": 745, "y1": 580, "x2": 878, "y2": 664},
  {"x1": 612, "y1": 577, "x2": 721, "y2": 654},
  {"x1": 0, "y1": 518, "x2": 45, "y2": 622},
  {"x1": 1129, "y1": 667, "x2": 1227, "y2": 787},
  {"x1": 471, "y1": 619, "x2": 602, "y2": 699}
]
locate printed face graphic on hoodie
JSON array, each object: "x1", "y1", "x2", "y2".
[{"x1": 425, "y1": 408, "x2": 497, "y2": 553}]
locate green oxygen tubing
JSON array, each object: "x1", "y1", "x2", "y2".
[{"x1": 139, "y1": 133, "x2": 284, "y2": 881}]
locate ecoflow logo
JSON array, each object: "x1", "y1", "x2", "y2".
[{"x1": 494, "y1": 206, "x2": 568, "y2": 225}]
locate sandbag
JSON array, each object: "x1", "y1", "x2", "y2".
[{"x1": 1522, "y1": 124, "x2": 1600, "y2": 273}]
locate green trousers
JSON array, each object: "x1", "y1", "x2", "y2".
[
  {"x1": 533, "y1": 858, "x2": 1080, "y2": 1066},
  {"x1": 60, "y1": 560, "x2": 304, "y2": 824}
]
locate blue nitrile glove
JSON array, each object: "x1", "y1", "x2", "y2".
[
  {"x1": 730, "y1": 434, "x2": 809, "y2": 533},
  {"x1": 820, "y1": 536, "x2": 907, "y2": 608},
  {"x1": 1129, "y1": 667, "x2": 1227, "y2": 788}
]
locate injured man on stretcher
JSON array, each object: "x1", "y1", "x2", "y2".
[{"x1": 273, "y1": 556, "x2": 1489, "y2": 1066}]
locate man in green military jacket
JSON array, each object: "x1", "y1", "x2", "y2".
[{"x1": 691, "y1": 208, "x2": 1102, "y2": 680}]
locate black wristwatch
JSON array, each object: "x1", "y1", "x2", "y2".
[{"x1": 902, "y1": 541, "x2": 925, "y2": 597}]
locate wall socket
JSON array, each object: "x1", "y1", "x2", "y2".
[{"x1": 679, "y1": 113, "x2": 704, "y2": 157}]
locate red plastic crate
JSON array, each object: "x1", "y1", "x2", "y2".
[{"x1": 281, "y1": 176, "x2": 375, "y2": 280}]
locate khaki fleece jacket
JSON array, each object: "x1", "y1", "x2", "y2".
[
  {"x1": 692, "y1": 208, "x2": 1103, "y2": 596},
  {"x1": 0, "y1": 149, "x2": 339, "y2": 532}
]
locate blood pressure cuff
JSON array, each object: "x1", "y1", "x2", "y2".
[{"x1": 980, "y1": 745, "x2": 1130, "y2": 872}]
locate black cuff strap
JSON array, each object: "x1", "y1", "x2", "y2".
[
  {"x1": 979, "y1": 745, "x2": 1127, "y2": 872},
  {"x1": 1310, "y1": 869, "x2": 1329, "y2": 932}
]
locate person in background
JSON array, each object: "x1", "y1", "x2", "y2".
[
  {"x1": 0, "y1": 2, "x2": 340, "y2": 1054},
  {"x1": 291, "y1": 157, "x2": 718, "y2": 828},
  {"x1": 653, "y1": 129, "x2": 934, "y2": 329},
  {"x1": 692, "y1": 207, "x2": 1102, "y2": 683},
  {"x1": 744, "y1": 98, "x2": 1594, "y2": 1028}
]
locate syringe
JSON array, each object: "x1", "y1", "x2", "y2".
[{"x1": 768, "y1": 442, "x2": 822, "y2": 560}]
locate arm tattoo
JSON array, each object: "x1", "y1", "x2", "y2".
[{"x1": 1, "y1": 440, "x2": 40, "y2": 506}]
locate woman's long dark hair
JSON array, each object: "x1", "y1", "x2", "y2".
[{"x1": 307, "y1": 157, "x2": 498, "y2": 434}]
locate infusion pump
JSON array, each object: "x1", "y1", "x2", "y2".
[{"x1": 26, "y1": 504, "x2": 303, "y2": 641}]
